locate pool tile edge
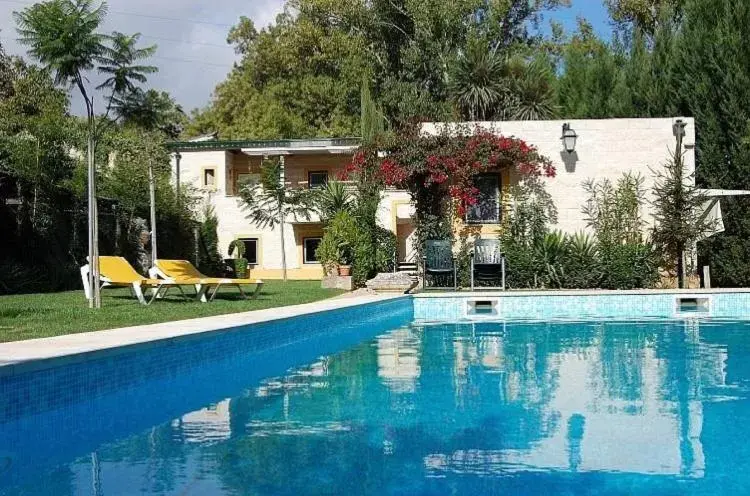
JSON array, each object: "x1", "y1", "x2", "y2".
[{"x1": 0, "y1": 294, "x2": 411, "y2": 375}]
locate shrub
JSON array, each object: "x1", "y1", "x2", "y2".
[
  {"x1": 197, "y1": 205, "x2": 224, "y2": 276},
  {"x1": 561, "y1": 232, "x2": 603, "y2": 289},
  {"x1": 583, "y1": 172, "x2": 659, "y2": 289},
  {"x1": 499, "y1": 177, "x2": 558, "y2": 288},
  {"x1": 582, "y1": 172, "x2": 646, "y2": 246},
  {"x1": 352, "y1": 226, "x2": 397, "y2": 287},
  {"x1": 318, "y1": 211, "x2": 396, "y2": 286},
  {"x1": 317, "y1": 211, "x2": 358, "y2": 274},
  {"x1": 599, "y1": 242, "x2": 660, "y2": 289},
  {"x1": 535, "y1": 230, "x2": 568, "y2": 288},
  {"x1": 502, "y1": 238, "x2": 539, "y2": 288}
]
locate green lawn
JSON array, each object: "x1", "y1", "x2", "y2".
[{"x1": 0, "y1": 281, "x2": 343, "y2": 343}]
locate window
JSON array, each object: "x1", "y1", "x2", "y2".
[
  {"x1": 466, "y1": 173, "x2": 501, "y2": 224},
  {"x1": 236, "y1": 172, "x2": 261, "y2": 194},
  {"x1": 303, "y1": 237, "x2": 322, "y2": 264},
  {"x1": 237, "y1": 173, "x2": 261, "y2": 188},
  {"x1": 202, "y1": 168, "x2": 216, "y2": 188},
  {"x1": 238, "y1": 238, "x2": 258, "y2": 264},
  {"x1": 308, "y1": 171, "x2": 329, "y2": 189}
]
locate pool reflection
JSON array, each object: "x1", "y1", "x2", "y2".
[{"x1": 6, "y1": 319, "x2": 750, "y2": 495}]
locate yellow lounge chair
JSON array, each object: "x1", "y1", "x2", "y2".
[
  {"x1": 151, "y1": 259, "x2": 264, "y2": 302},
  {"x1": 81, "y1": 256, "x2": 205, "y2": 305}
]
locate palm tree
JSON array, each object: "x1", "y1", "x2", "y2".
[
  {"x1": 451, "y1": 42, "x2": 557, "y2": 121},
  {"x1": 314, "y1": 180, "x2": 353, "y2": 221},
  {"x1": 505, "y1": 56, "x2": 558, "y2": 121},
  {"x1": 15, "y1": 0, "x2": 108, "y2": 308},
  {"x1": 239, "y1": 157, "x2": 315, "y2": 281},
  {"x1": 15, "y1": 0, "x2": 158, "y2": 308},
  {"x1": 111, "y1": 88, "x2": 185, "y2": 138},
  {"x1": 450, "y1": 43, "x2": 507, "y2": 121},
  {"x1": 97, "y1": 31, "x2": 157, "y2": 110}
]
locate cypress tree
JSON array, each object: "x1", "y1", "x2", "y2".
[{"x1": 675, "y1": 0, "x2": 750, "y2": 286}]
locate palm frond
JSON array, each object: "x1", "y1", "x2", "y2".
[
  {"x1": 314, "y1": 180, "x2": 353, "y2": 220},
  {"x1": 96, "y1": 30, "x2": 157, "y2": 94},
  {"x1": 508, "y1": 57, "x2": 558, "y2": 120},
  {"x1": 14, "y1": 0, "x2": 107, "y2": 88},
  {"x1": 450, "y1": 43, "x2": 508, "y2": 121}
]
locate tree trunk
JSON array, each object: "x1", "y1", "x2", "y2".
[
  {"x1": 279, "y1": 207, "x2": 287, "y2": 282},
  {"x1": 75, "y1": 77, "x2": 100, "y2": 309},
  {"x1": 88, "y1": 129, "x2": 101, "y2": 308},
  {"x1": 148, "y1": 159, "x2": 158, "y2": 266},
  {"x1": 279, "y1": 156, "x2": 288, "y2": 282},
  {"x1": 16, "y1": 181, "x2": 23, "y2": 238},
  {"x1": 32, "y1": 138, "x2": 39, "y2": 229},
  {"x1": 677, "y1": 242, "x2": 686, "y2": 289}
]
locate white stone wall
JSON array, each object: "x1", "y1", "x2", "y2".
[
  {"x1": 423, "y1": 117, "x2": 696, "y2": 234},
  {"x1": 171, "y1": 117, "x2": 694, "y2": 275},
  {"x1": 171, "y1": 150, "x2": 319, "y2": 271}
]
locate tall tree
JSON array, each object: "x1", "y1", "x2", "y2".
[
  {"x1": 360, "y1": 79, "x2": 387, "y2": 142},
  {"x1": 651, "y1": 126, "x2": 711, "y2": 288},
  {"x1": 605, "y1": 0, "x2": 683, "y2": 36},
  {"x1": 15, "y1": 0, "x2": 157, "y2": 306},
  {"x1": 15, "y1": 0, "x2": 107, "y2": 307},
  {"x1": 239, "y1": 157, "x2": 315, "y2": 281},
  {"x1": 187, "y1": 0, "x2": 570, "y2": 139},
  {"x1": 96, "y1": 31, "x2": 157, "y2": 114},
  {"x1": 450, "y1": 42, "x2": 507, "y2": 121},
  {"x1": 111, "y1": 89, "x2": 185, "y2": 138},
  {"x1": 674, "y1": 0, "x2": 750, "y2": 286}
]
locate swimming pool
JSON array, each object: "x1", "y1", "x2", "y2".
[{"x1": 2, "y1": 294, "x2": 750, "y2": 494}]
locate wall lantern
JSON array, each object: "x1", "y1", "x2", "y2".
[
  {"x1": 561, "y1": 123, "x2": 578, "y2": 153},
  {"x1": 673, "y1": 119, "x2": 686, "y2": 139}
]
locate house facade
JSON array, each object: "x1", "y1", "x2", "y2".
[{"x1": 168, "y1": 117, "x2": 695, "y2": 280}]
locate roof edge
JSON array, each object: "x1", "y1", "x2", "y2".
[{"x1": 167, "y1": 137, "x2": 361, "y2": 152}]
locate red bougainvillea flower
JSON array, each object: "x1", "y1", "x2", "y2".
[
  {"x1": 379, "y1": 159, "x2": 408, "y2": 186},
  {"x1": 359, "y1": 131, "x2": 555, "y2": 214}
]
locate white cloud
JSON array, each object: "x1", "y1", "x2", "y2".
[{"x1": 0, "y1": 0, "x2": 286, "y2": 114}]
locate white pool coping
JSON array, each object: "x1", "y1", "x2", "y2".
[
  {"x1": 3, "y1": 288, "x2": 748, "y2": 375},
  {"x1": 0, "y1": 294, "x2": 408, "y2": 374},
  {"x1": 413, "y1": 288, "x2": 750, "y2": 297}
]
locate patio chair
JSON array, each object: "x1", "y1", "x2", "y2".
[
  {"x1": 422, "y1": 240, "x2": 457, "y2": 290},
  {"x1": 470, "y1": 238, "x2": 506, "y2": 291},
  {"x1": 151, "y1": 259, "x2": 264, "y2": 302},
  {"x1": 80, "y1": 256, "x2": 202, "y2": 305}
]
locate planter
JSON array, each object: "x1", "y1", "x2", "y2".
[
  {"x1": 228, "y1": 258, "x2": 249, "y2": 278},
  {"x1": 338, "y1": 265, "x2": 352, "y2": 276}
]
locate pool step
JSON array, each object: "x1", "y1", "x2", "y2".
[{"x1": 396, "y1": 262, "x2": 418, "y2": 275}]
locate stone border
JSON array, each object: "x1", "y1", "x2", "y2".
[
  {"x1": 0, "y1": 294, "x2": 408, "y2": 372},
  {"x1": 412, "y1": 289, "x2": 750, "y2": 322},
  {"x1": 413, "y1": 288, "x2": 750, "y2": 298}
]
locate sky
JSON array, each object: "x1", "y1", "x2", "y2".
[{"x1": 0, "y1": 0, "x2": 610, "y2": 115}]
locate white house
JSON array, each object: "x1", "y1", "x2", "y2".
[{"x1": 168, "y1": 117, "x2": 696, "y2": 280}]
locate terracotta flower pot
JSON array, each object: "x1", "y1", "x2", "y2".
[{"x1": 338, "y1": 265, "x2": 352, "y2": 276}]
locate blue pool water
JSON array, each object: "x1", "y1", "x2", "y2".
[{"x1": 3, "y1": 302, "x2": 750, "y2": 494}]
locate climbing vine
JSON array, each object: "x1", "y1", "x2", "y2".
[{"x1": 341, "y1": 127, "x2": 556, "y2": 261}]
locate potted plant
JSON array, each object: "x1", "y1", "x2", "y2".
[
  {"x1": 337, "y1": 240, "x2": 353, "y2": 276},
  {"x1": 227, "y1": 239, "x2": 249, "y2": 278}
]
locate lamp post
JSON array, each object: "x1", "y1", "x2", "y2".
[
  {"x1": 561, "y1": 123, "x2": 578, "y2": 153},
  {"x1": 174, "y1": 151, "x2": 182, "y2": 197},
  {"x1": 673, "y1": 119, "x2": 687, "y2": 289}
]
